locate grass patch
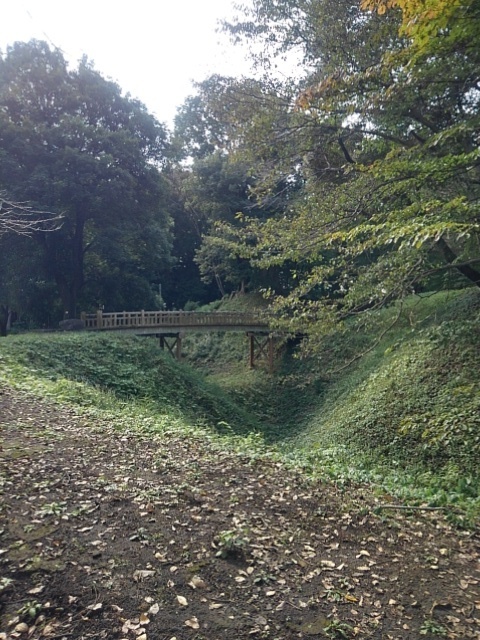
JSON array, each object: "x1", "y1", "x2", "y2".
[
  {"x1": 1, "y1": 288, "x2": 479, "y2": 525},
  {"x1": 0, "y1": 333, "x2": 260, "y2": 437},
  {"x1": 185, "y1": 289, "x2": 480, "y2": 524}
]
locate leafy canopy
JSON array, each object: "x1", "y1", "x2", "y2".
[
  {"x1": 0, "y1": 40, "x2": 172, "y2": 318},
  {"x1": 205, "y1": 0, "x2": 479, "y2": 346}
]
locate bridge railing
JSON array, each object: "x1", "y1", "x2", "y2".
[{"x1": 80, "y1": 310, "x2": 269, "y2": 331}]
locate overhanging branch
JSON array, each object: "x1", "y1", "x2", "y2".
[{"x1": 0, "y1": 193, "x2": 63, "y2": 237}]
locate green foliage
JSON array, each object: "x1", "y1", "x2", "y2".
[
  {"x1": 361, "y1": 0, "x2": 478, "y2": 61},
  {"x1": 211, "y1": 0, "x2": 480, "y2": 343},
  {"x1": 215, "y1": 527, "x2": 250, "y2": 558},
  {"x1": 305, "y1": 297, "x2": 480, "y2": 474},
  {"x1": 324, "y1": 620, "x2": 355, "y2": 640},
  {"x1": 17, "y1": 600, "x2": 42, "y2": 620},
  {"x1": 0, "y1": 333, "x2": 260, "y2": 435},
  {"x1": 185, "y1": 290, "x2": 480, "y2": 521},
  {"x1": 419, "y1": 618, "x2": 447, "y2": 637},
  {"x1": 0, "y1": 40, "x2": 172, "y2": 319},
  {"x1": 1, "y1": 290, "x2": 479, "y2": 523}
]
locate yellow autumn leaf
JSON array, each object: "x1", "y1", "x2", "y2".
[{"x1": 344, "y1": 594, "x2": 358, "y2": 603}]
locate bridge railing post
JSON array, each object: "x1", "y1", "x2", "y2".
[{"x1": 96, "y1": 308, "x2": 103, "y2": 329}]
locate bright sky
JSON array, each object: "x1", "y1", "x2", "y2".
[{"x1": 0, "y1": 0, "x2": 253, "y2": 128}]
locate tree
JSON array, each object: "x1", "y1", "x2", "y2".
[
  {"x1": 215, "y1": 0, "x2": 480, "y2": 346},
  {"x1": 0, "y1": 192, "x2": 63, "y2": 335},
  {"x1": 172, "y1": 78, "x2": 304, "y2": 301},
  {"x1": 361, "y1": 0, "x2": 478, "y2": 55},
  {"x1": 0, "y1": 41, "x2": 172, "y2": 318}
]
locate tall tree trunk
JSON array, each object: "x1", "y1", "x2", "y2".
[
  {"x1": 70, "y1": 212, "x2": 85, "y2": 317},
  {"x1": 0, "y1": 305, "x2": 9, "y2": 337},
  {"x1": 43, "y1": 209, "x2": 86, "y2": 318},
  {"x1": 436, "y1": 237, "x2": 480, "y2": 288}
]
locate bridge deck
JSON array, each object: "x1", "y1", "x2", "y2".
[{"x1": 80, "y1": 310, "x2": 270, "y2": 334}]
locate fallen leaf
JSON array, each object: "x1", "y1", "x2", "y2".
[
  {"x1": 148, "y1": 603, "x2": 160, "y2": 616},
  {"x1": 42, "y1": 623, "x2": 59, "y2": 637},
  {"x1": 177, "y1": 595, "x2": 188, "y2": 606},
  {"x1": 28, "y1": 586, "x2": 45, "y2": 595},
  {"x1": 111, "y1": 605, "x2": 123, "y2": 612},
  {"x1": 188, "y1": 576, "x2": 206, "y2": 589},
  {"x1": 133, "y1": 570, "x2": 155, "y2": 581},
  {"x1": 14, "y1": 623, "x2": 29, "y2": 634},
  {"x1": 184, "y1": 617, "x2": 200, "y2": 629},
  {"x1": 320, "y1": 560, "x2": 336, "y2": 568},
  {"x1": 122, "y1": 620, "x2": 141, "y2": 633}
]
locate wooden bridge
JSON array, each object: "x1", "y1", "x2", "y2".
[
  {"x1": 80, "y1": 310, "x2": 269, "y2": 333},
  {"x1": 80, "y1": 309, "x2": 277, "y2": 370}
]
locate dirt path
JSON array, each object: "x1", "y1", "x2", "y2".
[{"x1": 0, "y1": 385, "x2": 479, "y2": 639}]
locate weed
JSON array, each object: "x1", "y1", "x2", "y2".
[
  {"x1": 37, "y1": 501, "x2": 66, "y2": 517},
  {"x1": 0, "y1": 577, "x2": 13, "y2": 593},
  {"x1": 324, "y1": 619, "x2": 354, "y2": 639},
  {"x1": 419, "y1": 618, "x2": 447, "y2": 636},
  {"x1": 17, "y1": 600, "x2": 42, "y2": 620},
  {"x1": 215, "y1": 528, "x2": 250, "y2": 558},
  {"x1": 324, "y1": 588, "x2": 345, "y2": 603},
  {"x1": 252, "y1": 571, "x2": 276, "y2": 585}
]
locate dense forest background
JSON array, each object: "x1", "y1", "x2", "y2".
[{"x1": 1, "y1": 0, "x2": 479, "y2": 340}]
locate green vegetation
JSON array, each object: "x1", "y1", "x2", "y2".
[
  {"x1": 0, "y1": 2, "x2": 479, "y2": 529},
  {"x1": 0, "y1": 332, "x2": 260, "y2": 435},
  {"x1": 1, "y1": 288, "x2": 478, "y2": 524},
  {"x1": 190, "y1": 291, "x2": 480, "y2": 525}
]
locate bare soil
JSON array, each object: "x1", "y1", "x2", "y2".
[{"x1": 0, "y1": 385, "x2": 479, "y2": 639}]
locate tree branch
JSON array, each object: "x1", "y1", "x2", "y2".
[
  {"x1": 0, "y1": 193, "x2": 63, "y2": 237},
  {"x1": 436, "y1": 237, "x2": 480, "y2": 287}
]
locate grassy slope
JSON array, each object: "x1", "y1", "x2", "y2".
[
  {"x1": 193, "y1": 289, "x2": 480, "y2": 521},
  {"x1": 0, "y1": 333, "x2": 261, "y2": 436},
  {"x1": 1, "y1": 288, "x2": 479, "y2": 522},
  {"x1": 284, "y1": 290, "x2": 480, "y2": 514}
]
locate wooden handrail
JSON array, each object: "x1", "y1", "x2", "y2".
[{"x1": 80, "y1": 310, "x2": 269, "y2": 331}]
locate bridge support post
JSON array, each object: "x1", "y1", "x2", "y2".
[
  {"x1": 247, "y1": 333, "x2": 275, "y2": 374},
  {"x1": 158, "y1": 332, "x2": 183, "y2": 361}
]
